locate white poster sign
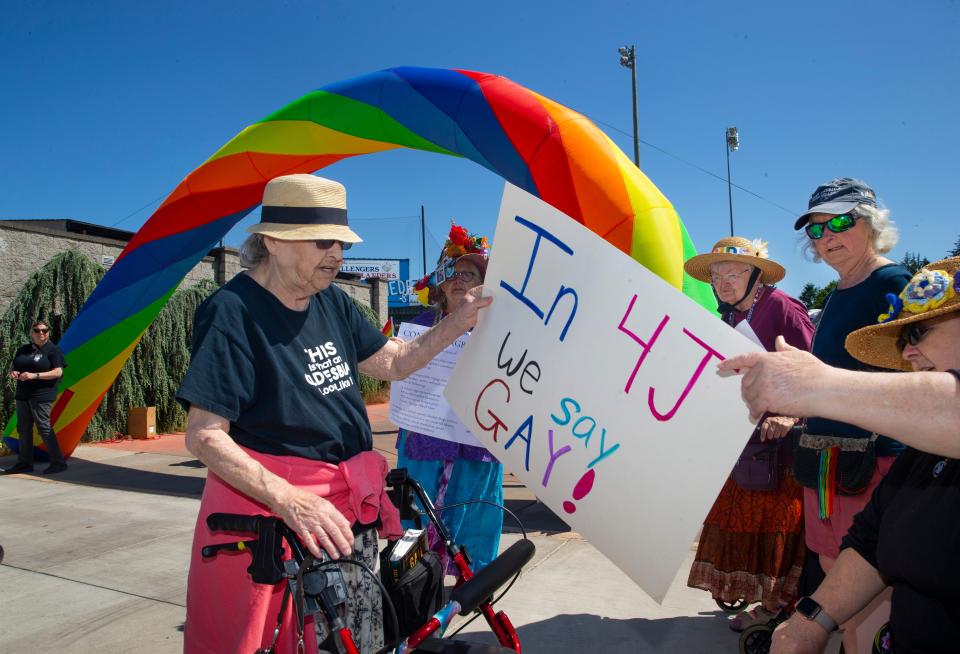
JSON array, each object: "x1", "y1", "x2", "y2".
[
  {"x1": 389, "y1": 323, "x2": 482, "y2": 446},
  {"x1": 444, "y1": 183, "x2": 762, "y2": 602}
]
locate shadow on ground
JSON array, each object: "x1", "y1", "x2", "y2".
[
  {"x1": 451, "y1": 611, "x2": 735, "y2": 653},
  {"x1": 502, "y1": 497, "x2": 570, "y2": 535},
  {"x1": 0, "y1": 453, "x2": 205, "y2": 498}
]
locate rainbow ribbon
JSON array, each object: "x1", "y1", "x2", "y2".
[
  {"x1": 817, "y1": 446, "x2": 839, "y2": 519},
  {"x1": 2, "y1": 67, "x2": 714, "y2": 458}
]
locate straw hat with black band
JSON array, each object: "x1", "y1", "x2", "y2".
[
  {"x1": 245, "y1": 174, "x2": 363, "y2": 243},
  {"x1": 845, "y1": 257, "x2": 960, "y2": 371},
  {"x1": 684, "y1": 236, "x2": 786, "y2": 314}
]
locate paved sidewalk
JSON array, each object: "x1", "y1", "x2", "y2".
[{"x1": 0, "y1": 405, "x2": 744, "y2": 653}]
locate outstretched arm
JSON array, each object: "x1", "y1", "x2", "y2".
[
  {"x1": 359, "y1": 286, "x2": 492, "y2": 381},
  {"x1": 720, "y1": 336, "x2": 960, "y2": 458}
]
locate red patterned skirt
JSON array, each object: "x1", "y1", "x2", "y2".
[{"x1": 687, "y1": 467, "x2": 805, "y2": 610}]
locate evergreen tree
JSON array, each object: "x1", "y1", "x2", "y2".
[
  {"x1": 949, "y1": 235, "x2": 960, "y2": 258},
  {"x1": 812, "y1": 280, "x2": 838, "y2": 310},
  {"x1": 799, "y1": 282, "x2": 819, "y2": 309},
  {"x1": 899, "y1": 251, "x2": 930, "y2": 275}
]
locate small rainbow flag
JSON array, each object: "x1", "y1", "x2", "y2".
[{"x1": 381, "y1": 317, "x2": 394, "y2": 337}]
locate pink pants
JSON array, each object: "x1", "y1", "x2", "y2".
[
  {"x1": 183, "y1": 448, "x2": 400, "y2": 654},
  {"x1": 802, "y1": 455, "x2": 896, "y2": 560}
]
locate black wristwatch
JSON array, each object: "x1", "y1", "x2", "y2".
[{"x1": 795, "y1": 596, "x2": 838, "y2": 632}]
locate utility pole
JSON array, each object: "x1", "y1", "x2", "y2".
[
  {"x1": 618, "y1": 45, "x2": 639, "y2": 167},
  {"x1": 725, "y1": 127, "x2": 739, "y2": 237},
  {"x1": 420, "y1": 205, "x2": 427, "y2": 276}
]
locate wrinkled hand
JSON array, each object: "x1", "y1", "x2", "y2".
[
  {"x1": 719, "y1": 336, "x2": 828, "y2": 422},
  {"x1": 769, "y1": 615, "x2": 831, "y2": 654},
  {"x1": 760, "y1": 415, "x2": 797, "y2": 442},
  {"x1": 273, "y1": 487, "x2": 354, "y2": 560},
  {"x1": 449, "y1": 286, "x2": 493, "y2": 331},
  {"x1": 9, "y1": 371, "x2": 20, "y2": 380}
]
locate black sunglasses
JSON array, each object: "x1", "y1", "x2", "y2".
[
  {"x1": 315, "y1": 239, "x2": 352, "y2": 251},
  {"x1": 33, "y1": 328, "x2": 49, "y2": 334},
  {"x1": 805, "y1": 213, "x2": 857, "y2": 240},
  {"x1": 896, "y1": 322, "x2": 931, "y2": 352}
]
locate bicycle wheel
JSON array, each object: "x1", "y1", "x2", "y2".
[
  {"x1": 717, "y1": 597, "x2": 750, "y2": 613},
  {"x1": 739, "y1": 623, "x2": 773, "y2": 654}
]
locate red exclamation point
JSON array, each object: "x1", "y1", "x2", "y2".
[{"x1": 562, "y1": 468, "x2": 596, "y2": 514}]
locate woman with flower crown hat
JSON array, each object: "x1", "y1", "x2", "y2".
[
  {"x1": 683, "y1": 236, "x2": 816, "y2": 631},
  {"x1": 397, "y1": 222, "x2": 503, "y2": 573}
]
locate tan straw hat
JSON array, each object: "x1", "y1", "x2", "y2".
[
  {"x1": 684, "y1": 236, "x2": 786, "y2": 284},
  {"x1": 845, "y1": 257, "x2": 960, "y2": 371},
  {"x1": 245, "y1": 174, "x2": 363, "y2": 243}
]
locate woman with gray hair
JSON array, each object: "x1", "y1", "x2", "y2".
[
  {"x1": 177, "y1": 174, "x2": 491, "y2": 654},
  {"x1": 786, "y1": 178, "x2": 911, "y2": 647}
]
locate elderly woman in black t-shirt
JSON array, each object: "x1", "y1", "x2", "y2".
[
  {"x1": 3, "y1": 319, "x2": 68, "y2": 475},
  {"x1": 176, "y1": 174, "x2": 491, "y2": 654},
  {"x1": 722, "y1": 257, "x2": 960, "y2": 653}
]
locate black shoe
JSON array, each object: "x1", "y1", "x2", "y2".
[
  {"x1": 43, "y1": 461, "x2": 68, "y2": 475},
  {"x1": 2, "y1": 462, "x2": 34, "y2": 474}
]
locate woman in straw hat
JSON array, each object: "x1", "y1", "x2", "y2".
[
  {"x1": 395, "y1": 223, "x2": 504, "y2": 573},
  {"x1": 723, "y1": 257, "x2": 960, "y2": 653},
  {"x1": 684, "y1": 236, "x2": 815, "y2": 631},
  {"x1": 176, "y1": 175, "x2": 492, "y2": 654}
]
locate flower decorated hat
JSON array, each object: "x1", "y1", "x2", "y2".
[
  {"x1": 845, "y1": 257, "x2": 960, "y2": 371},
  {"x1": 413, "y1": 222, "x2": 490, "y2": 306},
  {"x1": 684, "y1": 236, "x2": 786, "y2": 285}
]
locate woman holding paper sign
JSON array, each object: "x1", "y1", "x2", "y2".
[
  {"x1": 683, "y1": 236, "x2": 815, "y2": 631},
  {"x1": 176, "y1": 177, "x2": 491, "y2": 654},
  {"x1": 396, "y1": 223, "x2": 503, "y2": 572}
]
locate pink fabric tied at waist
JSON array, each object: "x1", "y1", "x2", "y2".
[{"x1": 184, "y1": 447, "x2": 401, "y2": 654}]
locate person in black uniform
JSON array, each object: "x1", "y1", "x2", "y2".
[
  {"x1": 3, "y1": 319, "x2": 68, "y2": 475},
  {"x1": 723, "y1": 256, "x2": 960, "y2": 653}
]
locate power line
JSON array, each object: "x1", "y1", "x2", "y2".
[
  {"x1": 349, "y1": 215, "x2": 419, "y2": 222},
  {"x1": 591, "y1": 118, "x2": 798, "y2": 216},
  {"x1": 106, "y1": 192, "x2": 168, "y2": 228}
]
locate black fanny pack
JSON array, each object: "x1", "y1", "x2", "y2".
[{"x1": 793, "y1": 432, "x2": 878, "y2": 496}]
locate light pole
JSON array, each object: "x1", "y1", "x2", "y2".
[
  {"x1": 618, "y1": 45, "x2": 639, "y2": 167},
  {"x1": 725, "y1": 126, "x2": 739, "y2": 237}
]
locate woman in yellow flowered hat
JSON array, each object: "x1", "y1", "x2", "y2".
[{"x1": 721, "y1": 257, "x2": 960, "y2": 653}]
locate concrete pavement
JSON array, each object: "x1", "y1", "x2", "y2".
[{"x1": 0, "y1": 405, "x2": 743, "y2": 654}]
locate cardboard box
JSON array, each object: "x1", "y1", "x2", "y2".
[{"x1": 127, "y1": 407, "x2": 156, "y2": 439}]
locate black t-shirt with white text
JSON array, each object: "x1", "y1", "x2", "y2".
[
  {"x1": 12, "y1": 340, "x2": 67, "y2": 402},
  {"x1": 176, "y1": 274, "x2": 388, "y2": 463}
]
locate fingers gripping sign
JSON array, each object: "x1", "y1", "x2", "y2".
[{"x1": 719, "y1": 335, "x2": 821, "y2": 421}]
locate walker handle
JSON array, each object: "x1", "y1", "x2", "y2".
[
  {"x1": 206, "y1": 512, "x2": 265, "y2": 535},
  {"x1": 450, "y1": 539, "x2": 535, "y2": 615}
]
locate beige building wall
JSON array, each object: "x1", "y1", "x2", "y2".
[{"x1": 0, "y1": 222, "x2": 387, "y2": 323}]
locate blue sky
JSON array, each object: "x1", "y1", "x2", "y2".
[{"x1": 2, "y1": 0, "x2": 958, "y2": 296}]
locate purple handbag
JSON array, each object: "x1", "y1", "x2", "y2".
[{"x1": 731, "y1": 442, "x2": 780, "y2": 491}]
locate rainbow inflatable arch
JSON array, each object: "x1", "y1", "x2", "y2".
[{"x1": 2, "y1": 66, "x2": 713, "y2": 458}]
